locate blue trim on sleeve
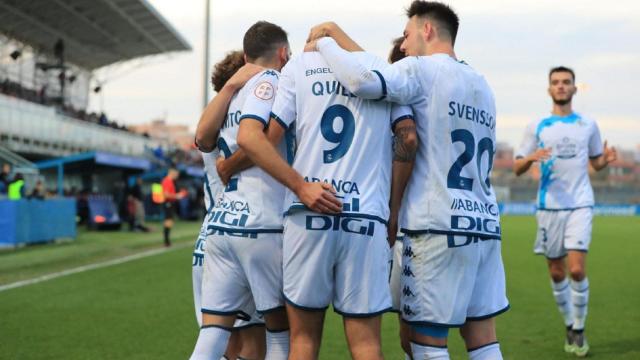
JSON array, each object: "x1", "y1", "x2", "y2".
[
  {"x1": 372, "y1": 70, "x2": 387, "y2": 101},
  {"x1": 270, "y1": 112, "x2": 290, "y2": 130},
  {"x1": 239, "y1": 114, "x2": 268, "y2": 127},
  {"x1": 589, "y1": 153, "x2": 602, "y2": 160}
]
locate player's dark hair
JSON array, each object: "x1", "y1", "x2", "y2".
[
  {"x1": 243, "y1": 21, "x2": 288, "y2": 61},
  {"x1": 388, "y1": 37, "x2": 406, "y2": 64},
  {"x1": 406, "y1": 1, "x2": 459, "y2": 45},
  {"x1": 549, "y1": 66, "x2": 575, "y2": 82},
  {"x1": 211, "y1": 50, "x2": 245, "y2": 92}
]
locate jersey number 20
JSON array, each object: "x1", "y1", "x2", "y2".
[
  {"x1": 447, "y1": 129, "x2": 494, "y2": 196},
  {"x1": 320, "y1": 104, "x2": 355, "y2": 163}
]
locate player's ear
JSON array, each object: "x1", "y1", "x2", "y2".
[{"x1": 423, "y1": 21, "x2": 433, "y2": 41}]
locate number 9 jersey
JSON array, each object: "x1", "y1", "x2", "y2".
[
  {"x1": 271, "y1": 52, "x2": 408, "y2": 223},
  {"x1": 382, "y1": 55, "x2": 501, "y2": 240}
]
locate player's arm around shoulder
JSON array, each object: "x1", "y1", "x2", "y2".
[{"x1": 195, "y1": 63, "x2": 263, "y2": 152}]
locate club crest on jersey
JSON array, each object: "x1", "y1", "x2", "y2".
[{"x1": 254, "y1": 81, "x2": 274, "y2": 100}]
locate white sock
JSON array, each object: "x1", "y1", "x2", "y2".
[
  {"x1": 265, "y1": 330, "x2": 289, "y2": 360},
  {"x1": 468, "y1": 342, "x2": 502, "y2": 360},
  {"x1": 551, "y1": 278, "x2": 573, "y2": 327},
  {"x1": 570, "y1": 278, "x2": 589, "y2": 330},
  {"x1": 410, "y1": 342, "x2": 449, "y2": 360},
  {"x1": 190, "y1": 325, "x2": 232, "y2": 360}
]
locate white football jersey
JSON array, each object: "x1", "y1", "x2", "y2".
[
  {"x1": 208, "y1": 70, "x2": 288, "y2": 234},
  {"x1": 378, "y1": 55, "x2": 501, "y2": 239},
  {"x1": 516, "y1": 112, "x2": 603, "y2": 210},
  {"x1": 271, "y1": 53, "x2": 412, "y2": 223},
  {"x1": 201, "y1": 150, "x2": 221, "y2": 213}
]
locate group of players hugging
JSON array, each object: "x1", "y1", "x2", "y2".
[{"x1": 187, "y1": 1, "x2": 616, "y2": 359}]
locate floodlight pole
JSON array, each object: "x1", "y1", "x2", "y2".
[{"x1": 203, "y1": 0, "x2": 211, "y2": 109}]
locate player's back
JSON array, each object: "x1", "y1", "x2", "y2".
[
  {"x1": 400, "y1": 55, "x2": 500, "y2": 239},
  {"x1": 276, "y1": 52, "x2": 394, "y2": 222},
  {"x1": 210, "y1": 70, "x2": 287, "y2": 233}
]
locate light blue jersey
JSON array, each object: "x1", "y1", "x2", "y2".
[{"x1": 516, "y1": 112, "x2": 603, "y2": 210}]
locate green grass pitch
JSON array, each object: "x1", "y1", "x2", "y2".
[{"x1": 0, "y1": 216, "x2": 638, "y2": 359}]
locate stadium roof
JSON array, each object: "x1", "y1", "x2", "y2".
[{"x1": 0, "y1": 0, "x2": 191, "y2": 70}]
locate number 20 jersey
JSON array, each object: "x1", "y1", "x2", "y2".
[
  {"x1": 271, "y1": 53, "x2": 409, "y2": 223},
  {"x1": 381, "y1": 55, "x2": 500, "y2": 239}
]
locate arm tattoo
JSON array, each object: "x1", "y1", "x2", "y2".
[{"x1": 393, "y1": 125, "x2": 417, "y2": 162}]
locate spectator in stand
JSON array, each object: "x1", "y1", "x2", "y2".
[
  {"x1": 0, "y1": 163, "x2": 11, "y2": 195},
  {"x1": 99, "y1": 112, "x2": 108, "y2": 126},
  {"x1": 8, "y1": 173, "x2": 25, "y2": 200},
  {"x1": 29, "y1": 180, "x2": 46, "y2": 200}
]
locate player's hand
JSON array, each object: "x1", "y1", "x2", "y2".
[
  {"x1": 297, "y1": 182, "x2": 342, "y2": 214},
  {"x1": 387, "y1": 219, "x2": 398, "y2": 248},
  {"x1": 528, "y1": 148, "x2": 552, "y2": 162},
  {"x1": 226, "y1": 63, "x2": 264, "y2": 90},
  {"x1": 602, "y1": 140, "x2": 617, "y2": 164},
  {"x1": 304, "y1": 39, "x2": 319, "y2": 52},
  {"x1": 306, "y1": 22, "x2": 337, "y2": 43},
  {"x1": 216, "y1": 157, "x2": 230, "y2": 185}
]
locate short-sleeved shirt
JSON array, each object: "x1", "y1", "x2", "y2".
[
  {"x1": 516, "y1": 112, "x2": 603, "y2": 210},
  {"x1": 208, "y1": 70, "x2": 288, "y2": 233},
  {"x1": 161, "y1": 176, "x2": 176, "y2": 202},
  {"x1": 271, "y1": 52, "x2": 413, "y2": 224}
]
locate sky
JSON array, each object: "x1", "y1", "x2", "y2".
[{"x1": 88, "y1": 0, "x2": 640, "y2": 150}]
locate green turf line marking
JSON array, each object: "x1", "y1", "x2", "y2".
[{"x1": 0, "y1": 242, "x2": 191, "y2": 293}]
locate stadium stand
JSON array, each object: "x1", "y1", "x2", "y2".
[{"x1": 0, "y1": 0, "x2": 194, "y2": 244}]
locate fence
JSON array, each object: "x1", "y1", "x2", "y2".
[{"x1": 0, "y1": 198, "x2": 76, "y2": 247}]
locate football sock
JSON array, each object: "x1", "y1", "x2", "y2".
[
  {"x1": 551, "y1": 278, "x2": 573, "y2": 327},
  {"x1": 468, "y1": 342, "x2": 502, "y2": 360},
  {"x1": 265, "y1": 329, "x2": 289, "y2": 360},
  {"x1": 163, "y1": 227, "x2": 170, "y2": 246},
  {"x1": 570, "y1": 277, "x2": 589, "y2": 330},
  {"x1": 190, "y1": 325, "x2": 231, "y2": 360},
  {"x1": 410, "y1": 342, "x2": 449, "y2": 360}
]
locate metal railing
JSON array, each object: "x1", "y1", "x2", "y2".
[{"x1": 0, "y1": 94, "x2": 159, "y2": 157}]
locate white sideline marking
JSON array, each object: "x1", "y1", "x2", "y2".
[{"x1": 0, "y1": 243, "x2": 191, "y2": 293}]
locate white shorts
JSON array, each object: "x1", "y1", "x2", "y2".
[
  {"x1": 534, "y1": 207, "x2": 593, "y2": 259},
  {"x1": 401, "y1": 233, "x2": 509, "y2": 327},
  {"x1": 282, "y1": 212, "x2": 392, "y2": 317},
  {"x1": 200, "y1": 229, "x2": 284, "y2": 321},
  {"x1": 192, "y1": 222, "x2": 265, "y2": 328},
  {"x1": 389, "y1": 238, "x2": 404, "y2": 312}
]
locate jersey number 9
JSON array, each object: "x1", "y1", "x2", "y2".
[{"x1": 320, "y1": 104, "x2": 355, "y2": 164}]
